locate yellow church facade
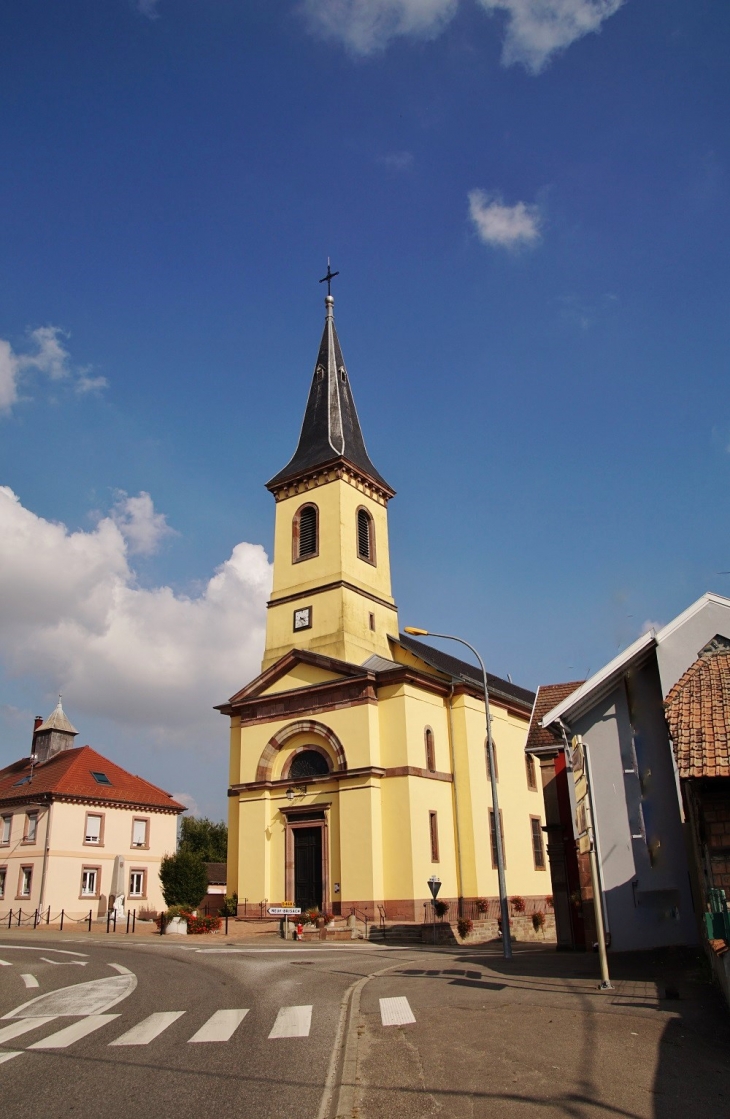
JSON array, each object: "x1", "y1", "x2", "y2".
[{"x1": 220, "y1": 292, "x2": 548, "y2": 922}]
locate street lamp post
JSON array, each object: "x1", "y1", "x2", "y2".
[{"x1": 405, "y1": 627, "x2": 513, "y2": 960}]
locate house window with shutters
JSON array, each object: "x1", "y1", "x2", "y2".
[
  {"x1": 0, "y1": 867, "x2": 5, "y2": 900},
  {"x1": 84, "y1": 813, "x2": 103, "y2": 846},
  {"x1": 80, "y1": 867, "x2": 100, "y2": 897},
  {"x1": 18, "y1": 866, "x2": 32, "y2": 898},
  {"x1": 1, "y1": 816, "x2": 11, "y2": 845},
  {"x1": 129, "y1": 869, "x2": 146, "y2": 898},
  {"x1": 131, "y1": 818, "x2": 149, "y2": 849},
  {"x1": 530, "y1": 816, "x2": 546, "y2": 870},
  {"x1": 356, "y1": 507, "x2": 376, "y2": 565},
  {"x1": 424, "y1": 727, "x2": 436, "y2": 772},
  {"x1": 525, "y1": 752, "x2": 537, "y2": 790},
  {"x1": 489, "y1": 809, "x2": 506, "y2": 869},
  {"x1": 293, "y1": 504, "x2": 319, "y2": 562}
]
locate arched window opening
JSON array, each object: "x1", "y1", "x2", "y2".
[
  {"x1": 295, "y1": 504, "x2": 318, "y2": 560},
  {"x1": 424, "y1": 728, "x2": 436, "y2": 772},
  {"x1": 289, "y1": 749, "x2": 331, "y2": 780},
  {"x1": 357, "y1": 507, "x2": 374, "y2": 562}
]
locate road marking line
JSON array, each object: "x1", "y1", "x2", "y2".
[
  {"x1": 188, "y1": 1009, "x2": 249, "y2": 1043},
  {"x1": 107, "y1": 964, "x2": 132, "y2": 975},
  {"x1": 4, "y1": 971, "x2": 137, "y2": 1019},
  {"x1": 39, "y1": 958, "x2": 87, "y2": 967},
  {"x1": 20, "y1": 975, "x2": 38, "y2": 989},
  {"x1": 0, "y1": 1051, "x2": 22, "y2": 1064},
  {"x1": 0, "y1": 947, "x2": 87, "y2": 956},
  {"x1": 0, "y1": 1018, "x2": 57, "y2": 1045},
  {"x1": 109, "y1": 1011, "x2": 185, "y2": 1046},
  {"x1": 268, "y1": 1005, "x2": 312, "y2": 1039},
  {"x1": 28, "y1": 1014, "x2": 120, "y2": 1049},
  {"x1": 0, "y1": 961, "x2": 12, "y2": 967},
  {"x1": 379, "y1": 996, "x2": 416, "y2": 1026}
]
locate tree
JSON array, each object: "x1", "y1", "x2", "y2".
[
  {"x1": 159, "y1": 849, "x2": 209, "y2": 909},
  {"x1": 178, "y1": 816, "x2": 227, "y2": 863}
]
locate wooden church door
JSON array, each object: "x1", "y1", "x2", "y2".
[{"x1": 294, "y1": 826, "x2": 323, "y2": 912}]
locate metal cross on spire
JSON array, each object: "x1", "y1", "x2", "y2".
[{"x1": 319, "y1": 258, "x2": 340, "y2": 296}]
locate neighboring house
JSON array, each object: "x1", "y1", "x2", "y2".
[
  {"x1": 203, "y1": 862, "x2": 228, "y2": 913},
  {"x1": 0, "y1": 700, "x2": 184, "y2": 919},
  {"x1": 222, "y1": 291, "x2": 549, "y2": 923},
  {"x1": 526, "y1": 592, "x2": 730, "y2": 952}
]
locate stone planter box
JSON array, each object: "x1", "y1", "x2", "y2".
[{"x1": 164, "y1": 916, "x2": 188, "y2": 936}]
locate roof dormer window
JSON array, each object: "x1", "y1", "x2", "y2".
[{"x1": 91, "y1": 771, "x2": 112, "y2": 786}]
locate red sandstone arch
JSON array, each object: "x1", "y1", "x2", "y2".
[{"x1": 255, "y1": 720, "x2": 347, "y2": 782}]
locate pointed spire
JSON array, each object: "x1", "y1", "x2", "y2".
[
  {"x1": 267, "y1": 292, "x2": 392, "y2": 495},
  {"x1": 36, "y1": 695, "x2": 78, "y2": 736}
]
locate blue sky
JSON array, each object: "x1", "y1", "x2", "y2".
[{"x1": 1, "y1": 1, "x2": 729, "y2": 819}]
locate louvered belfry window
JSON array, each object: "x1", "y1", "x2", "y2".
[
  {"x1": 298, "y1": 505, "x2": 318, "y2": 558},
  {"x1": 357, "y1": 508, "x2": 373, "y2": 560}
]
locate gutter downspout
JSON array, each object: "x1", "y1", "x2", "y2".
[
  {"x1": 446, "y1": 684, "x2": 465, "y2": 914},
  {"x1": 37, "y1": 800, "x2": 53, "y2": 916}
]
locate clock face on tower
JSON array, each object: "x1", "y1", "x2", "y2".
[{"x1": 293, "y1": 606, "x2": 312, "y2": 632}]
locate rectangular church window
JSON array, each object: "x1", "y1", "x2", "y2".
[
  {"x1": 429, "y1": 811, "x2": 439, "y2": 862},
  {"x1": 531, "y1": 816, "x2": 546, "y2": 870}
]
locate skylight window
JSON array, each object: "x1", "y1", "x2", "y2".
[
  {"x1": 91, "y1": 771, "x2": 112, "y2": 786},
  {"x1": 13, "y1": 776, "x2": 31, "y2": 787}
]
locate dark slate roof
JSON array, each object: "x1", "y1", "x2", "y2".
[
  {"x1": 395, "y1": 633, "x2": 535, "y2": 712},
  {"x1": 205, "y1": 862, "x2": 227, "y2": 885},
  {"x1": 525, "y1": 681, "x2": 585, "y2": 754},
  {"x1": 267, "y1": 296, "x2": 392, "y2": 493}
]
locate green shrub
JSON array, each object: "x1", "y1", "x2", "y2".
[{"x1": 159, "y1": 850, "x2": 208, "y2": 908}]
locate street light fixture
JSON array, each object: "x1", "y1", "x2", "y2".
[{"x1": 405, "y1": 626, "x2": 512, "y2": 960}]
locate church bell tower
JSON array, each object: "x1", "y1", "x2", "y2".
[{"x1": 262, "y1": 286, "x2": 399, "y2": 670}]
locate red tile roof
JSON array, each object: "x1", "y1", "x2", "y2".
[
  {"x1": 525, "y1": 681, "x2": 585, "y2": 754},
  {"x1": 0, "y1": 746, "x2": 185, "y2": 813},
  {"x1": 665, "y1": 639, "x2": 730, "y2": 779}
]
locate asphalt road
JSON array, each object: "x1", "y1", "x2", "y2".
[
  {"x1": 0, "y1": 934, "x2": 419, "y2": 1119},
  {"x1": 0, "y1": 935, "x2": 727, "y2": 1119}
]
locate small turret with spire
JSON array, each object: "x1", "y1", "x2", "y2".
[{"x1": 33, "y1": 696, "x2": 78, "y2": 765}]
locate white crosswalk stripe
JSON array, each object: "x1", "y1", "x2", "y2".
[
  {"x1": 268, "y1": 1005, "x2": 312, "y2": 1039},
  {"x1": 20, "y1": 975, "x2": 39, "y2": 989},
  {"x1": 188, "y1": 1009, "x2": 249, "y2": 1043},
  {"x1": 28, "y1": 1014, "x2": 120, "y2": 1049},
  {"x1": 0, "y1": 1051, "x2": 22, "y2": 1064},
  {"x1": 379, "y1": 996, "x2": 416, "y2": 1026},
  {"x1": 0, "y1": 1017, "x2": 57, "y2": 1045},
  {"x1": 109, "y1": 1011, "x2": 185, "y2": 1046},
  {"x1": 0, "y1": 960, "x2": 12, "y2": 967}
]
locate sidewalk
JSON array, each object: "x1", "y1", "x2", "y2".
[{"x1": 350, "y1": 944, "x2": 730, "y2": 1119}]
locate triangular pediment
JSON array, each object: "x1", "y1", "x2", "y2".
[{"x1": 221, "y1": 648, "x2": 370, "y2": 707}]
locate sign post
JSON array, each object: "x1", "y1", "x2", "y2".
[
  {"x1": 427, "y1": 876, "x2": 441, "y2": 945},
  {"x1": 570, "y1": 736, "x2": 613, "y2": 990},
  {"x1": 268, "y1": 906, "x2": 302, "y2": 941}
]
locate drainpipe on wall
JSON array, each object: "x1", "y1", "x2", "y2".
[{"x1": 445, "y1": 684, "x2": 465, "y2": 914}]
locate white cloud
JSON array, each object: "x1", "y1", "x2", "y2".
[
  {"x1": 468, "y1": 189, "x2": 541, "y2": 249},
  {"x1": 478, "y1": 0, "x2": 625, "y2": 73},
  {"x1": 378, "y1": 150, "x2": 415, "y2": 172},
  {"x1": 173, "y1": 792, "x2": 199, "y2": 816},
  {"x1": 301, "y1": 0, "x2": 458, "y2": 55},
  {"x1": 0, "y1": 487, "x2": 271, "y2": 732},
  {"x1": 640, "y1": 619, "x2": 662, "y2": 636},
  {"x1": 110, "y1": 491, "x2": 177, "y2": 556},
  {"x1": 0, "y1": 327, "x2": 107, "y2": 415}
]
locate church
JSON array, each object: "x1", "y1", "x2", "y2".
[{"x1": 219, "y1": 288, "x2": 549, "y2": 922}]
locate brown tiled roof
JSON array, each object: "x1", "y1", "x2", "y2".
[
  {"x1": 665, "y1": 638, "x2": 730, "y2": 779},
  {"x1": 525, "y1": 681, "x2": 585, "y2": 754},
  {"x1": 0, "y1": 746, "x2": 186, "y2": 813},
  {"x1": 205, "y1": 862, "x2": 227, "y2": 885}
]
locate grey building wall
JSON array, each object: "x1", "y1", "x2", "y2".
[
  {"x1": 657, "y1": 597, "x2": 730, "y2": 696},
  {"x1": 571, "y1": 655, "x2": 696, "y2": 952}
]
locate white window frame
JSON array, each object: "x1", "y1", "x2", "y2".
[
  {"x1": 129, "y1": 869, "x2": 145, "y2": 898},
  {"x1": 131, "y1": 818, "x2": 149, "y2": 849},
  {"x1": 81, "y1": 868, "x2": 98, "y2": 897},
  {"x1": 0, "y1": 867, "x2": 6, "y2": 900},
  {"x1": 1, "y1": 816, "x2": 11, "y2": 845},
  {"x1": 84, "y1": 813, "x2": 103, "y2": 845},
  {"x1": 19, "y1": 866, "x2": 32, "y2": 898},
  {"x1": 24, "y1": 813, "x2": 38, "y2": 843}
]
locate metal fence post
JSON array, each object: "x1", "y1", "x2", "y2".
[
  {"x1": 17, "y1": 908, "x2": 22, "y2": 927},
  {"x1": 33, "y1": 909, "x2": 38, "y2": 929},
  {"x1": 60, "y1": 909, "x2": 64, "y2": 931},
  {"x1": 132, "y1": 909, "x2": 136, "y2": 933},
  {"x1": 46, "y1": 906, "x2": 50, "y2": 925},
  {"x1": 225, "y1": 914, "x2": 229, "y2": 935},
  {"x1": 7, "y1": 910, "x2": 11, "y2": 930},
  {"x1": 113, "y1": 911, "x2": 117, "y2": 933},
  {"x1": 106, "y1": 909, "x2": 111, "y2": 934},
  {"x1": 88, "y1": 909, "x2": 92, "y2": 932}
]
